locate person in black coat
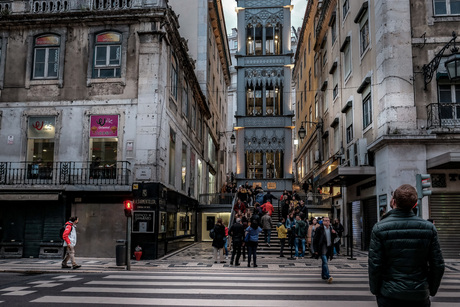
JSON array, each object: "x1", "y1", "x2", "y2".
[
  {"x1": 313, "y1": 216, "x2": 337, "y2": 284},
  {"x1": 229, "y1": 218, "x2": 245, "y2": 266},
  {"x1": 212, "y1": 218, "x2": 226, "y2": 264}
]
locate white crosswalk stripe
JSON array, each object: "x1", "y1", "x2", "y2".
[{"x1": 26, "y1": 271, "x2": 460, "y2": 306}]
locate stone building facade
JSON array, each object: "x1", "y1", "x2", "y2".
[
  {"x1": 293, "y1": 0, "x2": 460, "y2": 257},
  {"x1": 0, "y1": 0, "x2": 222, "y2": 259}
]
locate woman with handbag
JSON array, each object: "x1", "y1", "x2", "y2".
[{"x1": 245, "y1": 220, "x2": 262, "y2": 267}]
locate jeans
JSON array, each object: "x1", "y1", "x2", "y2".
[
  {"x1": 247, "y1": 241, "x2": 258, "y2": 266},
  {"x1": 279, "y1": 238, "x2": 286, "y2": 256},
  {"x1": 321, "y1": 254, "x2": 330, "y2": 279},
  {"x1": 223, "y1": 237, "x2": 228, "y2": 256},
  {"x1": 295, "y1": 237, "x2": 306, "y2": 257},
  {"x1": 263, "y1": 229, "x2": 271, "y2": 244},
  {"x1": 231, "y1": 241, "x2": 242, "y2": 264},
  {"x1": 376, "y1": 295, "x2": 430, "y2": 307}
]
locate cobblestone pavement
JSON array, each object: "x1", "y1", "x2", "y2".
[{"x1": 0, "y1": 242, "x2": 459, "y2": 274}]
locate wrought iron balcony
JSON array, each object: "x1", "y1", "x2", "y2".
[
  {"x1": 427, "y1": 102, "x2": 460, "y2": 128},
  {"x1": 0, "y1": 161, "x2": 131, "y2": 186}
]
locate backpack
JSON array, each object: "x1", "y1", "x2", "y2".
[
  {"x1": 59, "y1": 224, "x2": 67, "y2": 240},
  {"x1": 209, "y1": 228, "x2": 215, "y2": 239},
  {"x1": 255, "y1": 193, "x2": 264, "y2": 204}
]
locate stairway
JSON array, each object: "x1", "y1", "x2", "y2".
[{"x1": 255, "y1": 204, "x2": 306, "y2": 257}]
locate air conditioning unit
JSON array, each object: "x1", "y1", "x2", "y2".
[
  {"x1": 349, "y1": 145, "x2": 356, "y2": 167},
  {"x1": 356, "y1": 138, "x2": 369, "y2": 166}
]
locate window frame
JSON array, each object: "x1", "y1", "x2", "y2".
[
  {"x1": 87, "y1": 26, "x2": 128, "y2": 86},
  {"x1": 92, "y1": 32, "x2": 122, "y2": 79},
  {"x1": 363, "y1": 93, "x2": 372, "y2": 129},
  {"x1": 359, "y1": 16, "x2": 370, "y2": 56},
  {"x1": 434, "y1": 0, "x2": 460, "y2": 15},
  {"x1": 32, "y1": 34, "x2": 61, "y2": 80}
]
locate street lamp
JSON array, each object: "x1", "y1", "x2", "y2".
[
  {"x1": 219, "y1": 130, "x2": 236, "y2": 144},
  {"x1": 423, "y1": 31, "x2": 460, "y2": 89},
  {"x1": 297, "y1": 120, "x2": 322, "y2": 140}
]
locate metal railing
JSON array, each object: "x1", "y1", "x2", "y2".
[
  {"x1": 0, "y1": 161, "x2": 131, "y2": 185},
  {"x1": 198, "y1": 193, "x2": 234, "y2": 205},
  {"x1": 427, "y1": 102, "x2": 460, "y2": 128}
]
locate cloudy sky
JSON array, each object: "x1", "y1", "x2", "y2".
[{"x1": 222, "y1": 0, "x2": 307, "y2": 34}]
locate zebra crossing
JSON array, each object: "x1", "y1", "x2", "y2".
[{"x1": 0, "y1": 270, "x2": 453, "y2": 306}]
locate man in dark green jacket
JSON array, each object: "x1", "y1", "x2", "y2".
[{"x1": 368, "y1": 184, "x2": 444, "y2": 307}]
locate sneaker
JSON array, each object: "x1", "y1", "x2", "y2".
[
  {"x1": 253, "y1": 264, "x2": 258, "y2": 267},
  {"x1": 61, "y1": 264, "x2": 71, "y2": 269},
  {"x1": 327, "y1": 277, "x2": 333, "y2": 284},
  {"x1": 220, "y1": 261, "x2": 226, "y2": 263},
  {"x1": 247, "y1": 264, "x2": 251, "y2": 267},
  {"x1": 235, "y1": 263, "x2": 240, "y2": 266},
  {"x1": 279, "y1": 255, "x2": 285, "y2": 258},
  {"x1": 72, "y1": 265, "x2": 81, "y2": 270},
  {"x1": 267, "y1": 244, "x2": 270, "y2": 247},
  {"x1": 225, "y1": 256, "x2": 228, "y2": 260},
  {"x1": 214, "y1": 261, "x2": 217, "y2": 264},
  {"x1": 230, "y1": 262, "x2": 233, "y2": 265}
]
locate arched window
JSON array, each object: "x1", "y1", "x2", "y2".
[
  {"x1": 33, "y1": 34, "x2": 60, "y2": 79},
  {"x1": 92, "y1": 32, "x2": 122, "y2": 78}
]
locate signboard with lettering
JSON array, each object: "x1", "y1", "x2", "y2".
[
  {"x1": 132, "y1": 211, "x2": 154, "y2": 233},
  {"x1": 90, "y1": 115, "x2": 118, "y2": 138},
  {"x1": 267, "y1": 182, "x2": 277, "y2": 189}
]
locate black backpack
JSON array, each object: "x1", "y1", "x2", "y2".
[
  {"x1": 209, "y1": 228, "x2": 215, "y2": 239},
  {"x1": 59, "y1": 224, "x2": 67, "y2": 240}
]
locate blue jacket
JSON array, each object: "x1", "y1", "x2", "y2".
[{"x1": 245, "y1": 226, "x2": 262, "y2": 242}]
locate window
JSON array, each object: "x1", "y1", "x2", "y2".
[
  {"x1": 309, "y1": 69, "x2": 312, "y2": 90},
  {"x1": 308, "y1": 34, "x2": 311, "y2": 54},
  {"x1": 191, "y1": 103, "x2": 196, "y2": 131},
  {"x1": 438, "y1": 84, "x2": 460, "y2": 121},
  {"x1": 333, "y1": 69, "x2": 339, "y2": 100},
  {"x1": 304, "y1": 81, "x2": 307, "y2": 102},
  {"x1": 246, "y1": 85, "x2": 283, "y2": 116},
  {"x1": 181, "y1": 143, "x2": 187, "y2": 191},
  {"x1": 246, "y1": 151, "x2": 283, "y2": 179},
  {"x1": 247, "y1": 23, "x2": 281, "y2": 55},
  {"x1": 334, "y1": 126, "x2": 340, "y2": 154},
  {"x1": 315, "y1": 95, "x2": 319, "y2": 118},
  {"x1": 33, "y1": 35, "x2": 60, "y2": 79},
  {"x1": 27, "y1": 116, "x2": 56, "y2": 180},
  {"x1": 343, "y1": 0, "x2": 350, "y2": 19},
  {"x1": 434, "y1": 0, "x2": 460, "y2": 15},
  {"x1": 330, "y1": 13, "x2": 337, "y2": 44},
  {"x1": 360, "y1": 17, "x2": 370, "y2": 55},
  {"x1": 169, "y1": 128, "x2": 176, "y2": 186},
  {"x1": 89, "y1": 115, "x2": 119, "y2": 179},
  {"x1": 93, "y1": 32, "x2": 121, "y2": 78},
  {"x1": 171, "y1": 53, "x2": 178, "y2": 100},
  {"x1": 343, "y1": 41, "x2": 352, "y2": 79},
  {"x1": 363, "y1": 93, "x2": 372, "y2": 128},
  {"x1": 182, "y1": 81, "x2": 189, "y2": 117},
  {"x1": 346, "y1": 108, "x2": 353, "y2": 143}
]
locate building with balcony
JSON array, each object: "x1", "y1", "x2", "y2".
[
  {"x1": 234, "y1": 0, "x2": 295, "y2": 194},
  {"x1": 0, "y1": 0, "x2": 220, "y2": 259},
  {"x1": 293, "y1": 0, "x2": 460, "y2": 257}
]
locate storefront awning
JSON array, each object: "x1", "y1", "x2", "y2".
[
  {"x1": 427, "y1": 152, "x2": 460, "y2": 169},
  {"x1": 318, "y1": 166, "x2": 376, "y2": 187}
]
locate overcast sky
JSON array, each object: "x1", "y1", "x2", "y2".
[{"x1": 222, "y1": 0, "x2": 307, "y2": 34}]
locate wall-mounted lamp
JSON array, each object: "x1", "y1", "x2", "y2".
[
  {"x1": 297, "y1": 120, "x2": 322, "y2": 140},
  {"x1": 423, "y1": 31, "x2": 460, "y2": 89},
  {"x1": 219, "y1": 130, "x2": 236, "y2": 144}
]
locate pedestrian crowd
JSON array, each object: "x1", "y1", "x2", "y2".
[{"x1": 211, "y1": 187, "x2": 345, "y2": 284}]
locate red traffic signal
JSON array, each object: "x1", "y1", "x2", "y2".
[{"x1": 123, "y1": 200, "x2": 133, "y2": 217}]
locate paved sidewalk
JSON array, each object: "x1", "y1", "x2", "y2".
[{"x1": 0, "y1": 242, "x2": 458, "y2": 274}]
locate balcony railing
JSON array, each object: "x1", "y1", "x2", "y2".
[
  {"x1": 427, "y1": 102, "x2": 460, "y2": 128},
  {"x1": 0, "y1": 161, "x2": 131, "y2": 186},
  {"x1": 199, "y1": 193, "x2": 234, "y2": 205}
]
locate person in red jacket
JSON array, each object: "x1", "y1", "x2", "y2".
[
  {"x1": 261, "y1": 200, "x2": 274, "y2": 216},
  {"x1": 62, "y1": 216, "x2": 81, "y2": 269}
]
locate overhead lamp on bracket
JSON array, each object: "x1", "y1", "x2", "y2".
[
  {"x1": 219, "y1": 130, "x2": 236, "y2": 144},
  {"x1": 297, "y1": 120, "x2": 322, "y2": 140},
  {"x1": 423, "y1": 31, "x2": 460, "y2": 89}
]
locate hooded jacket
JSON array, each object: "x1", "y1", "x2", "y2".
[
  {"x1": 62, "y1": 221, "x2": 77, "y2": 247},
  {"x1": 368, "y1": 209, "x2": 445, "y2": 301}
]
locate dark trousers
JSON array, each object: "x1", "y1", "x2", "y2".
[
  {"x1": 279, "y1": 238, "x2": 286, "y2": 256},
  {"x1": 231, "y1": 241, "x2": 242, "y2": 264},
  {"x1": 377, "y1": 295, "x2": 430, "y2": 307},
  {"x1": 247, "y1": 241, "x2": 258, "y2": 266}
]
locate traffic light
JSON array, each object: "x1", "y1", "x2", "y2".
[
  {"x1": 123, "y1": 200, "x2": 133, "y2": 217},
  {"x1": 416, "y1": 174, "x2": 432, "y2": 199}
]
